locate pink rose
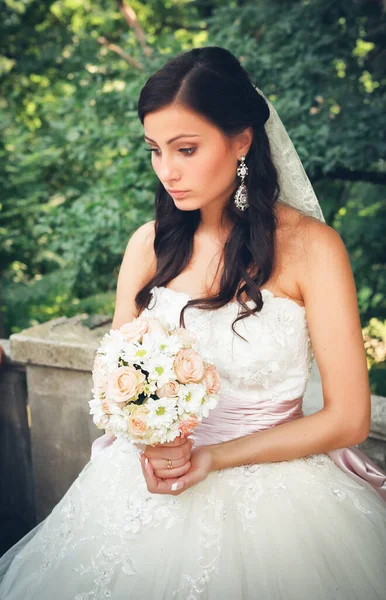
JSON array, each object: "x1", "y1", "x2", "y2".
[
  {"x1": 174, "y1": 348, "x2": 205, "y2": 384},
  {"x1": 120, "y1": 317, "x2": 167, "y2": 342},
  {"x1": 179, "y1": 414, "x2": 200, "y2": 437},
  {"x1": 203, "y1": 364, "x2": 221, "y2": 395},
  {"x1": 127, "y1": 406, "x2": 149, "y2": 438},
  {"x1": 156, "y1": 380, "x2": 180, "y2": 398},
  {"x1": 108, "y1": 365, "x2": 146, "y2": 403},
  {"x1": 119, "y1": 318, "x2": 149, "y2": 342}
]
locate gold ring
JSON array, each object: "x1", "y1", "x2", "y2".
[{"x1": 166, "y1": 459, "x2": 173, "y2": 470}]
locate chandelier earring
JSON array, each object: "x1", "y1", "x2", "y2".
[{"x1": 234, "y1": 155, "x2": 249, "y2": 211}]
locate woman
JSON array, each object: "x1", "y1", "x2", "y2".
[{"x1": 1, "y1": 46, "x2": 385, "y2": 599}]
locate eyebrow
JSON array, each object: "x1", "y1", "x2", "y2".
[{"x1": 143, "y1": 134, "x2": 201, "y2": 144}]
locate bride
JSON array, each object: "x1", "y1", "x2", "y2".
[{"x1": 1, "y1": 46, "x2": 385, "y2": 599}]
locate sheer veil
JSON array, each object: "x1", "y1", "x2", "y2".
[{"x1": 255, "y1": 86, "x2": 326, "y2": 224}]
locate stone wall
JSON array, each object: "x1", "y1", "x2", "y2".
[
  {"x1": 0, "y1": 340, "x2": 36, "y2": 556},
  {"x1": 8, "y1": 314, "x2": 112, "y2": 524}
]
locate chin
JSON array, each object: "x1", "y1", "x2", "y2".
[{"x1": 173, "y1": 201, "x2": 201, "y2": 211}]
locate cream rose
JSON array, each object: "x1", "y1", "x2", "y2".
[
  {"x1": 120, "y1": 318, "x2": 149, "y2": 342},
  {"x1": 203, "y1": 364, "x2": 221, "y2": 395},
  {"x1": 108, "y1": 365, "x2": 146, "y2": 404},
  {"x1": 173, "y1": 327, "x2": 198, "y2": 347},
  {"x1": 146, "y1": 317, "x2": 168, "y2": 337},
  {"x1": 179, "y1": 414, "x2": 200, "y2": 437},
  {"x1": 127, "y1": 406, "x2": 149, "y2": 438},
  {"x1": 156, "y1": 380, "x2": 180, "y2": 398},
  {"x1": 174, "y1": 348, "x2": 205, "y2": 383}
]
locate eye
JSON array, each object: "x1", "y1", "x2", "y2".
[
  {"x1": 145, "y1": 147, "x2": 196, "y2": 157},
  {"x1": 178, "y1": 147, "x2": 196, "y2": 156},
  {"x1": 145, "y1": 148, "x2": 160, "y2": 156}
]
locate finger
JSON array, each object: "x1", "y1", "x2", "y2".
[
  {"x1": 158, "y1": 435, "x2": 184, "y2": 448},
  {"x1": 140, "y1": 454, "x2": 183, "y2": 494},
  {"x1": 154, "y1": 461, "x2": 191, "y2": 480},
  {"x1": 147, "y1": 455, "x2": 189, "y2": 471},
  {"x1": 145, "y1": 439, "x2": 192, "y2": 461},
  {"x1": 148, "y1": 459, "x2": 186, "y2": 472}
]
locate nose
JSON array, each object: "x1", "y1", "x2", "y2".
[{"x1": 157, "y1": 156, "x2": 181, "y2": 185}]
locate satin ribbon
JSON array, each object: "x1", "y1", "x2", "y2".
[{"x1": 90, "y1": 394, "x2": 386, "y2": 503}]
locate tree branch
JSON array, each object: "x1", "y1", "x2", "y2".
[
  {"x1": 314, "y1": 167, "x2": 386, "y2": 185},
  {"x1": 117, "y1": 1, "x2": 152, "y2": 57},
  {"x1": 96, "y1": 36, "x2": 143, "y2": 69}
]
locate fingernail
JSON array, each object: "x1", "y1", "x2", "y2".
[
  {"x1": 145, "y1": 457, "x2": 149, "y2": 467},
  {"x1": 171, "y1": 481, "x2": 184, "y2": 491}
]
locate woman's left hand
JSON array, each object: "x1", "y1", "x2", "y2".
[{"x1": 139, "y1": 445, "x2": 214, "y2": 495}]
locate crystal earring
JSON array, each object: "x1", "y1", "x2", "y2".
[{"x1": 234, "y1": 156, "x2": 249, "y2": 211}]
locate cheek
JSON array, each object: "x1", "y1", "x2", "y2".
[
  {"x1": 197, "y1": 150, "x2": 235, "y2": 189},
  {"x1": 193, "y1": 149, "x2": 232, "y2": 187}
]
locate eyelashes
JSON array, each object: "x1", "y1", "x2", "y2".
[{"x1": 145, "y1": 148, "x2": 196, "y2": 156}]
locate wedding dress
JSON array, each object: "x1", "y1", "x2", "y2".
[{"x1": 1, "y1": 284, "x2": 386, "y2": 600}]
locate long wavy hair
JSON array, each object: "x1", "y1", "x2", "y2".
[{"x1": 135, "y1": 46, "x2": 281, "y2": 339}]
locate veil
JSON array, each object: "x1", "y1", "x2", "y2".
[{"x1": 255, "y1": 86, "x2": 326, "y2": 224}]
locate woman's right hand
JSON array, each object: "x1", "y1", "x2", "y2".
[{"x1": 142, "y1": 435, "x2": 194, "y2": 479}]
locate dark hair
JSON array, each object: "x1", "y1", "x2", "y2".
[{"x1": 135, "y1": 46, "x2": 280, "y2": 339}]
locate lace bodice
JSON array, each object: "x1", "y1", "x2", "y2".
[{"x1": 142, "y1": 286, "x2": 314, "y2": 407}]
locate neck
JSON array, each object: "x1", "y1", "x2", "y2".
[{"x1": 197, "y1": 190, "x2": 235, "y2": 244}]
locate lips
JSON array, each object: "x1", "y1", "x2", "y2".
[{"x1": 167, "y1": 189, "x2": 189, "y2": 198}]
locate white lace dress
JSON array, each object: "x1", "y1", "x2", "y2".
[{"x1": 1, "y1": 285, "x2": 386, "y2": 600}]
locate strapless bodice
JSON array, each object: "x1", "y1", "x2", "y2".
[
  {"x1": 140, "y1": 285, "x2": 315, "y2": 444},
  {"x1": 144, "y1": 286, "x2": 314, "y2": 402}
]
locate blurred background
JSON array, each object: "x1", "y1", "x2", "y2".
[{"x1": 0, "y1": 0, "x2": 385, "y2": 395}]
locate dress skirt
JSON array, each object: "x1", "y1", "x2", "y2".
[{"x1": 0, "y1": 437, "x2": 386, "y2": 600}]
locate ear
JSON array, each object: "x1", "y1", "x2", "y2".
[{"x1": 235, "y1": 126, "x2": 253, "y2": 159}]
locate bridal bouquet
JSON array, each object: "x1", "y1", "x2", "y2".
[{"x1": 89, "y1": 316, "x2": 221, "y2": 445}]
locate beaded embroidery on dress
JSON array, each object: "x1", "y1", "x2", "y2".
[{"x1": 0, "y1": 285, "x2": 386, "y2": 600}]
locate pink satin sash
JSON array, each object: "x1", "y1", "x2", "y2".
[{"x1": 90, "y1": 394, "x2": 386, "y2": 503}]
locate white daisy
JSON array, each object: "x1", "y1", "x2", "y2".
[
  {"x1": 146, "y1": 354, "x2": 175, "y2": 388},
  {"x1": 120, "y1": 340, "x2": 147, "y2": 365},
  {"x1": 108, "y1": 412, "x2": 129, "y2": 434},
  {"x1": 178, "y1": 382, "x2": 207, "y2": 414},
  {"x1": 159, "y1": 333, "x2": 183, "y2": 355},
  {"x1": 88, "y1": 397, "x2": 105, "y2": 425},
  {"x1": 146, "y1": 397, "x2": 177, "y2": 429},
  {"x1": 200, "y1": 394, "x2": 219, "y2": 418}
]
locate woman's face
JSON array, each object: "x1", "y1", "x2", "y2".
[{"x1": 143, "y1": 104, "x2": 251, "y2": 211}]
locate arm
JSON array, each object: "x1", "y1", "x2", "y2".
[
  {"x1": 113, "y1": 220, "x2": 194, "y2": 477},
  {"x1": 112, "y1": 219, "x2": 156, "y2": 329},
  {"x1": 208, "y1": 221, "x2": 371, "y2": 472}
]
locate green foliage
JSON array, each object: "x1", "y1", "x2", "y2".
[
  {"x1": 332, "y1": 182, "x2": 386, "y2": 324},
  {"x1": 207, "y1": 0, "x2": 385, "y2": 179},
  {"x1": 0, "y1": 0, "x2": 385, "y2": 394}
]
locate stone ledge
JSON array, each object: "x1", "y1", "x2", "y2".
[
  {"x1": 369, "y1": 395, "x2": 386, "y2": 440},
  {"x1": 9, "y1": 315, "x2": 112, "y2": 372}
]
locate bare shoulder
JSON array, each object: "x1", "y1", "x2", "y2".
[
  {"x1": 128, "y1": 219, "x2": 156, "y2": 250},
  {"x1": 276, "y1": 202, "x2": 345, "y2": 279},
  {"x1": 296, "y1": 212, "x2": 348, "y2": 274},
  {"x1": 112, "y1": 220, "x2": 157, "y2": 329}
]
